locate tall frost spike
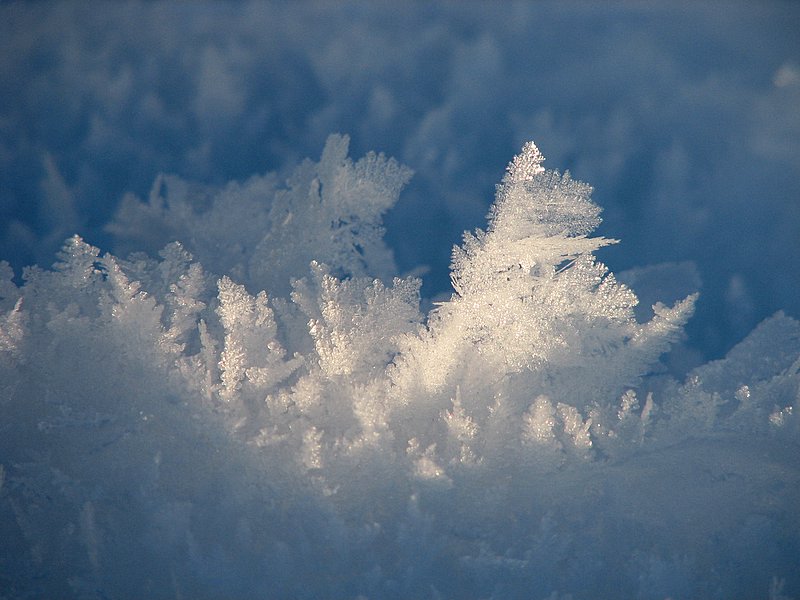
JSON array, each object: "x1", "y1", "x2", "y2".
[
  {"x1": 216, "y1": 276, "x2": 300, "y2": 404},
  {"x1": 395, "y1": 141, "x2": 695, "y2": 411},
  {"x1": 292, "y1": 261, "x2": 421, "y2": 378},
  {"x1": 250, "y1": 134, "x2": 413, "y2": 296},
  {"x1": 105, "y1": 134, "x2": 413, "y2": 298}
]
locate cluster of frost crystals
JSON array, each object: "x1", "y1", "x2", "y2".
[
  {"x1": 392, "y1": 141, "x2": 696, "y2": 430},
  {"x1": 1, "y1": 138, "x2": 798, "y2": 599},
  {"x1": 107, "y1": 134, "x2": 412, "y2": 297}
]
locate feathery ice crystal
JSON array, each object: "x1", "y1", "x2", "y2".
[{"x1": 0, "y1": 137, "x2": 798, "y2": 599}]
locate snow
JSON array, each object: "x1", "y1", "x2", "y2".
[{"x1": 0, "y1": 138, "x2": 797, "y2": 599}]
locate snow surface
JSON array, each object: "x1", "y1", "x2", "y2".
[
  {"x1": 1, "y1": 3, "x2": 799, "y2": 598},
  {"x1": 1, "y1": 137, "x2": 798, "y2": 599}
]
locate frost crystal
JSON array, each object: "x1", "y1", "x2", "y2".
[
  {"x1": 393, "y1": 141, "x2": 695, "y2": 413},
  {"x1": 1, "y1": 138, "x2": 798, "y2": 599},
  {"x1": 503, "y1": 141, "x2": 546, "y2": 184}
]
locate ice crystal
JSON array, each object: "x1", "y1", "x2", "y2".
[{"x1": 0, "y1": 138, "x2": 797, "y2": 599}]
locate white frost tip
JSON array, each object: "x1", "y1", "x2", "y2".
[{"x1": 504, "y1": 141, "x2": 545, "y2": 184}]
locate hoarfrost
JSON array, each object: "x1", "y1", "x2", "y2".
[{"x1": 0, "y1": 138, "x2": 797, "y2": 599}]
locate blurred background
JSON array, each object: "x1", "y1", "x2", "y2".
[{"x1": 1, "y1": 1, "x2": 798, "y2": 362}]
